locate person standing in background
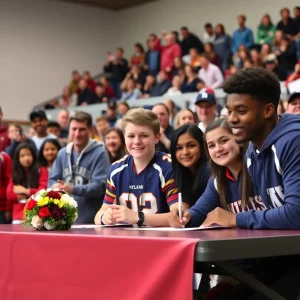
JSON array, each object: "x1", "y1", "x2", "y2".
[{"x1": 0, "y1": 107, "x2": 10, "y2": 152}]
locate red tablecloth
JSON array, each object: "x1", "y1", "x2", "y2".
[{"x1": 0, "y1": 225, "x2": 199, "y2": 300}]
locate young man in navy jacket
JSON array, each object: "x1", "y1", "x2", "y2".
[{"x1": 202, "y1": 67, "x2": 300, "y2": 230}]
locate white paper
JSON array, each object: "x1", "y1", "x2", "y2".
[{"x1": 124, "y1": 225, "x2": 226, "y2": 231}]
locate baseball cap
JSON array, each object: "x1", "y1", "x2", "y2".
[
  {"x1": 195, "y1": 91, "x2": 216, "y2": 106},
  {"x1": 29, "y1": 110, "x2": 48, "y2": 121},
  {"x1": 288, "y1": 91, "x2": 300, "y2": 103},
  {"x1": 265, "y1": 54, "x2": 277, "y2": 64}
]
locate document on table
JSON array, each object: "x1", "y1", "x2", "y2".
[
  {"x1": 124, "y1": 224, "x2": 227, "y2": 231},
  {"x1": 71, "y1": 224, "x2": 131, "y2": 229}
]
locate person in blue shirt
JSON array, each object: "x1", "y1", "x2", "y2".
[
  {"x1": 94, "y1": 108, "x2": 179, "y2": 227},
  {"x1": 169, "y1": 119, "x2": 259, "y2": 228},
  {"x1": 169, "y1": 124, "x2": 210, "y2": 208},
  {"x1": 231, "y1": 14, "x2": 254, "y2": 54}
]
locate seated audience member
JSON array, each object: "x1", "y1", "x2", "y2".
[
  {"x1": 172, "y1": 57, "x2": 185, "y2": 77},
  {"x1": 141, "y1": 75, "x2": 156, "y2": 98},
  {"x1": 169, "y1": 124, "x2": 210, "y2": 210},
  {"x1": 128, "y1": 65, "x2": 146, "y2": 88},
  {"x1": 275, "y1": 37, "x2": 298, "y2": 77},
  {"x1": 232, "y1": 14, "x2": 254, "y2": 54},
  {"x1": 256, "y1": 14, "x2": 276, "y2": 45},
  {"x1": 0, "y1": 107, "x2": 10, "y2": 152},
  {"x1": 195, "y1": 92, "x2": 218, "y2": 132},
  {"x1": 59, "y1": 86, "x2": 76, "y2": 108},
  {"x1": 56, "y1": 109, "x2": 69, "y2": 140},
  {"x1": 153, "y1": 31, "x2": 181, "y2": 75},
  {"x1": 260, "y1": 43, "x2": 273, "y2": 62},
  {"x1": 103, "y1": 48, "x2": 129, "y2": 98},
  {"x1": 90, "y1": 125, "x2": 101, "y2": 142},
  {"x1": 106, "y1": 101, "x2": 119, "y2": 127},
  {"x1": 96, "y1": 116, "x2": 110, "y2": 141},
  {"x1": 181, "y1": 65, "x2": 200, "y2": 93},
  {"x1": 276, "y1": 8, "x2": 298, "y2": 38},
  {"x1": 118, "y1": 102, "x2": 130, "y2": 117},
  {"x1": 164, "y1": 99, "x2": 177, "y2": 127},
  {"x1": 150, "y1": 71, "x2": 172, "y2": 97},
  {"x1": 294, "y1": 6, "x2": 300, "y2": 59},
  {"x1": 82, "y1": 71, "x2": 96, "y2": 93},
  {"x1": 144, "y1": 34, "x2": 160, "y2": 76},
  {"x1": 213, "y1": 24, "x2": 232, "y2": 72},
  {"x1": 277, "y1": 99, "x2": 288, "y2": 114},
  {"x1": 180, "y1": 26, "x2": 204, "y2": 56},
  {"x1": 30, "y1": 110, "x2": 57, "y2": 151},
  {"x1": 49, "y1": 111, "x2": 110, "y2": 224},
  {"x1": 272, "y1": 29, "x2": 284, "y2": 53},
  {"x1": 7, "y1": 143, "x2": 48, "y2": 224},
  {"x1": 130, "y1": 43, "x2": 145, "y2": 67},
  {"x1": 203, "y1": 23, "x2": 216, "y2": 43},
  {"x1": 286, "y1": 92, "x2": 300, "y2": 114},
  {"x1": 104, "y1": 128, "x2": 126, "y2": 164},
  {"x1": 47, "y1": 122, "x2": 61, "y2": 138},
  {"x1": 243, "y1": 59, "x2": 254, "y2": 69},
  {"x1": 225, "y1": 65, "x2": 238, "y2": 79},
  {"x1": 189, "y1": 48, "x2": 202, "y2": 71},
  {"x1": 38, "y1": 139, "x2": 61, "y2": 172},
  {"x1": 233, "y1": 46, "x2": 251, "y2": 69},
  {"x1": 0, "y1": 151, "x2": 12, "y2": 224},
  {"x1": 265, "y1": 54, "x2": 287, "y2": 81},
  {"x1": 27, "y1": 128, "x2": 36, "y2": 138},
  {"x1": 198, "y1": 55, "x2": 224, "y2": 89},
  {"x1": 77, "y1": 79, "x2": 97, "y2": 106},
  {"x1": 69, "y1": 70, "x2": 81, "y2": 94},
  {"x1": 99, "y1": 76, "x2": 115, "y2": 99},
  {"x1": 169, "y1": 118, "x2": 258, "y2": 228},
  {"x1": 204, "y1": 43, "x2": 222, "y2": 70},
  {"x1": 220, "y1": 107, "x2": 229, "y2": 118},
  {"x1": 164, "y1": 75, "x2": 183, "y2": 97},
  {"x1": 120, "y1": 78, "x2": 141, "y2": 101},
  {"x1": 152, "y1": 103, "x2": 174, "y2": 153},
  {"x1": 5, "y1": 124, "x2": 36, "y2": 158},
  {"x1": 94, "y1": 108, "x2": 179, "y2": 226},
  {"x1": 250, "y1": 49, "x2": 264, "y2": 67},
  {"x1": 174, "y1": 109, "x2": 198, "y2": 129},
  {"x1": 95, "y1": 84, "x2": 110, "y2": 103},
  {"x1": 285, "y1": 59, "x2": 300, "y2": 88}
]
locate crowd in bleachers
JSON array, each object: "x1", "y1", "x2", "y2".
[{"x1": 45, "y1": 7, "x2": 300, "y2": 110}]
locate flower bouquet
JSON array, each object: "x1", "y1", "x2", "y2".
[{"x1": 23, "y1": 189, "x2": 78, "y2": 230}]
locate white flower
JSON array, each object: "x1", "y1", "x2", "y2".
[
  {"x1": 31, "y1": 216, "x2": 43, "y2": 229},
  {"x1": 34, "y1": 194, "x2": 43, "y2": 202},
  {"x1": 44, "y1": 221, "x2": 56, "y2": 230},
  {"x1": 60, "y1": 194, "x2": 78, "y2": 208}
]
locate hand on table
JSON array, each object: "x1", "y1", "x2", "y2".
[
  {"x1": 201, "y1": 207, "x2": 237, "y2": 228},
  {"x1": 110, "y1": 205, "x2": 138, "y2": 224},
  {"x1": 101, "y1": 207, "x2": 117, "y2": 225}
]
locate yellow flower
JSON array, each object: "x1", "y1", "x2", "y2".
[
  {"x1": 37, "y1": 197, "x2": 50, "y2": 206},
  {"x1": 53, "y1": 199, "x2": 64, "y2": 208}
]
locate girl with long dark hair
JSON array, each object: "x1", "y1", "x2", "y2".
[
  {"x1": 38, "y1": 139, "x2": 61, "y2": 172},
  {"x1": 170, "y1": 124, "x2": 210, "y2": 207},
  {"x1": 104, "y1": 128, "x2": 126, "y2": 164},
  {"x1": 6, "y1": 143, "x2": 48, "y2": 223}
]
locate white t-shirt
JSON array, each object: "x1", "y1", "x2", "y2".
[{"x1": 31, "y1": 134, "x2": 57, "y2": 151}]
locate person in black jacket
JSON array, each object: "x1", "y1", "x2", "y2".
[
  {"x1": 103, "y1": 48, "x2": 129, "y2": 98},
  {"x1": 180, "y1": 26, "x2": 204, "y2": 56}
]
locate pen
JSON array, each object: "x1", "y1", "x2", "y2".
[{"x1": 178, "y1": 192, "x2": 183, "y2": 219}]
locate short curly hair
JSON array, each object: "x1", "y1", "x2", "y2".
[{"x1": 223, "y1": 68, "x2": 281, "y2": 110}]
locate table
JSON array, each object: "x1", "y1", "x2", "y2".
[{"x1": 0, "y1": 226, "x2": 300, "y2": 300}]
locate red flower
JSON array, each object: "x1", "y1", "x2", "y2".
[
  {"x1": 26, "y1": 199, "x2": 37, "y2": 210},
  {"x1": 47, "y1": 190, "x2": 61, "y2": 200},
  {"x1": 50, "y1": 205, "x2": 66, "y2": 220},
  {"x1": 38, "y1": 207, "x2": 51, "y2": 218}
]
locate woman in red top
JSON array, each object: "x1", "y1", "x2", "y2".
[{"x1": 6, "y1": 143, "x2": 48, "y2": 224}]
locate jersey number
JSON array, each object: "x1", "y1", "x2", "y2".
[{"x1": 119, "y1": 193, "x2": 158, "y2": 214}]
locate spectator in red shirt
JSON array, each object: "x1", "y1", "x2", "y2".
[
  {"x1": 153, "y1": 31, "x2": 182, "y2": 75},
  {"x1": 0, "y1": 152, "x2": 12, "y2": 224},
  {"x1": 82, "y1": 71, "x2": 96, "y2": 93},
  {"x1": 0, "y1": 107, "x2": 10, "y2": 152},
  {"x1": 7, "y1": 143, "x2": 48, "y2": 224},
  {"x1": 99, "y1": 76, "x2": 115, "y2": 99},
  {"x1": 130, "y1": 43, "x2": 145, "y2": 67}
]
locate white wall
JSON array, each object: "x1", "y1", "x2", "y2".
[
  {"x1": 0, "y1": 0, "x2": 118, "y2": 120},
  {"x1": 116, "y1": 0, "x2": 300, "y2": 55}
]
